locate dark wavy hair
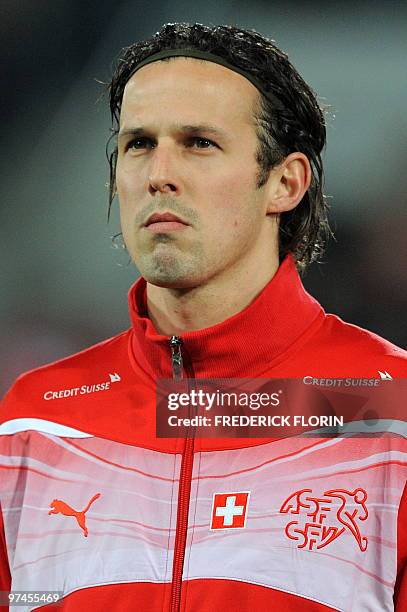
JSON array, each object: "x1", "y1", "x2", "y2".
[{"x1": 107, "y1": 23, "x2": 332, "y2": 271}]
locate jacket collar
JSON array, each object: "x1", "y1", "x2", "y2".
[{"x1": 128, "y1": 254, "x2": 324, "y2": 380}]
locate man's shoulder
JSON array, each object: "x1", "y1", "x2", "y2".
[
  {"x1": 322, "y1": 312, "x2": 405, "y2": 355},
  {"x1": 1, "y1": 328, "x2": 134, "y2": 407},
  {"x1": 313, "y1": 312, "x2": 406, "y2": 374}
]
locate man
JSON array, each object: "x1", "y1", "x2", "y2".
[{"x1": 0, "y1": 23, "x2": 406, "y2": 612}]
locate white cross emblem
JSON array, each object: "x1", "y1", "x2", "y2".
[{"x1": 215, "y1": 495, "x2": 244, "y2": 526}]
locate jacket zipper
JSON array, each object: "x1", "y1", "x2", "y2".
[
  {"x1": 170, "y1": 336, "x2": 183, "y2": 382},
  {"x1": 169, "y1": 336, "x2": 195, "y2": 612}
]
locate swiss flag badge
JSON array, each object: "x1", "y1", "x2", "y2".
[{"x1": 210, "y1": 491, "x2": 250, "y2": 530}]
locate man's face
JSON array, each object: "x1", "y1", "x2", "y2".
[{"x1": 116, "y1": 57, "x2": 275, "y2": 289}]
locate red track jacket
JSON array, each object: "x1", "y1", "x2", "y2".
[{"x1": 0, "y1": 255, "x2": 406, "y2": 611}]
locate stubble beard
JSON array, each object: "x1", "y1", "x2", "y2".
[
  {"x1": 124, "y1": 196, "x2": 204, "y2": 287},
  {"x1": 133, "y1": 234, "x2": 207, "y2": 289}
]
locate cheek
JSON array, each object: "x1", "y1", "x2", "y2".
[
  {"x1": 205, "y1": 178, "x2": 256, "y2": 226},
  {"x1": 116, "y1": 157, "x2": 145, "y2": 196},
  {"x1": 116, "y1": 168, "x2": 139, "y2": 227},
  {"x1": 207, "y1": 161, "x2": 257, "y2": 202},
  {"x1": 116, "y1": 165, "x2": 132, "y2": 201},
  {"x1": 117, "y1": 188, "x2": 135, "y2": 240},
  {"x1": 212, "y1": 185, "x2": 262, "y2": 247}
]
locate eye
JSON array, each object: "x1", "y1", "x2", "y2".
[
  {"x1": 126, "y1": 137, "x2": 155, "y2": 152},
  {"x1": 187, "y1": 137, "x2": 217, "y2": 149}
]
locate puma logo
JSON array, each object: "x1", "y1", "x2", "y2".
[{"x1": 48, "y1": 493, "x2": 101, "y2": 537}]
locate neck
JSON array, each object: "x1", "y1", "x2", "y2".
[{"x1": 146, "y1": 251, "x2": 280, "y2": 336}]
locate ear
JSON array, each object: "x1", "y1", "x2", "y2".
[{"x1": 264, "y1": 152, "x2": 312, "y2": 214}]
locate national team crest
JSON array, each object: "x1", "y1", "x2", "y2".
[
  {"x1": 280, "y1": 487, "x2": 368, "y2": 551},
  {"x1": 210, "y1": 492, "x2": 250, "y2": 529}
]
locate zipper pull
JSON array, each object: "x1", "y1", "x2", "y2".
[{"x1": 170, "y1": 336, "x2": 183, "y2": 381}]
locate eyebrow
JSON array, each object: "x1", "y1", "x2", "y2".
[{"x1": 118, "y1": 124, "x2": 229, "y2": 141}]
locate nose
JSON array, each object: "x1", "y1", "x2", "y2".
[{"x1": 148, "y1": 144, "x2": 180, "y2": 195}]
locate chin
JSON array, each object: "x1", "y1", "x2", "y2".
[
  {"x1": 136, "y1": 252, "x2": 204, "y2": 289},
  {"x1": 141, "y1": 265, "x2": 205, "y2": 289},
  {"x1": 143, "y1": 273, "x2": 201, "y2": 290}
]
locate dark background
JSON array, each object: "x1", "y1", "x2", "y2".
[{"x1": 1, "y1": 0, "x2": 406, "y2": 396}]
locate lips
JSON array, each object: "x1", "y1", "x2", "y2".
[{"x1": 144, "y1": 212, "x2": 189, "y2": 227}]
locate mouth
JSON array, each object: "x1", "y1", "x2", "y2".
[{"x1": 144, "y1": 212, "x2": 190, "y2": 233}]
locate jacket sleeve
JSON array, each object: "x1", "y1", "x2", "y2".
[
  {"x1": 395, "y1": 482, "x2": 407, "y2": 610},
  {"x1": 0, "y1": 502, "x2": 11, "y2": 612},
  {"x1": 0, "y1": 388, "x2": 13, "y2": 611}
]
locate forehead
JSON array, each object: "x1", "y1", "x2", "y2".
[{"x1": 120, "y1": 57, "x2": 260, "y2": 128}]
